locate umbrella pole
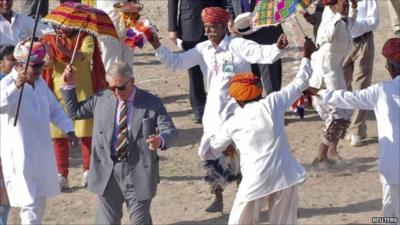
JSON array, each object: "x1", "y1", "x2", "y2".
[
  {"x1": 13, "y1": 0, "x2": 43, "y2": 126},
  {"x1": 294, "y1": 15, "x2": 308, "y2": 39},
  {"x1": 70, "y1": 29, "x2": 82, "y2": 65}
]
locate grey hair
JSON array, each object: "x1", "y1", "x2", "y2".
[{"x1": 106, "y1": 61, "x2": 133, "y2": 80}]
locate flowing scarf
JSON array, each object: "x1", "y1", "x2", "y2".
[{"x1": 41, "y1": 32, "x2": 108, "y2": 92}]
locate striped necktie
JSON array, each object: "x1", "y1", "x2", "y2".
[{"x1": 116, "y1": 101, "x2": 128, "y2": 159}]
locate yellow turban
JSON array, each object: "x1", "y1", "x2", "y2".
[{"x1": 229, "y1": 73, "x2": 262, "y2": 101}]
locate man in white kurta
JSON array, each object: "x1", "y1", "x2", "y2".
[
  {"x1": 314, "y1": 37, "x2": 400, "y2": 219},
  {"x1": 309, "y1": 0, "x2": 357, "y2": 164},
  {"x1": 0, "y1": 0, "x2": 51, "y2": 46},
  {"x1": 0, "y1": 40, "x2": 77, "y2": 224},
  {"x1": 149, "y1": 6, "x2": 287, "y2": 212},
  {"x1": 206, "y1": 39, "x2": 315, "y2": 225}
]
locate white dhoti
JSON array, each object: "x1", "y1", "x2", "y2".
[
  {"x1": 228, "y1": 185, "x2": 299, "y2": 225},
  {"x1": 382, "y1": 183, "x2": 400, "y2": 219},
  {"x1": 20, "y1": 196, "x2": 47, "y2": 225}
]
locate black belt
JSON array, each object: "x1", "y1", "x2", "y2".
[
  {"x1": 353, "y1": 31, "x2": 372, "y2": 43},
  {"x1": 111, "y1": 155, "x2": 127, "y2": 163}
]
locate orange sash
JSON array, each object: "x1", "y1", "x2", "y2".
[{"x1": 41, "y1": 32, "x2": 108, "y2": 92}]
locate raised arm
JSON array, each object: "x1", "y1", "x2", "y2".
[
  {"x1": 61, "y1": 65, "x2": 96, "y2": 120},
  {"x1": 267, "y1": 39, "x2": 315, "y2": 112},
  {"x1": 148, "y1": 34, "x2": 203, "y2": 71},
  {"x1": 318, "y1": 84, "x2": 379, "y2": 110},
  {"x1": 237, "y1": 34, "x2": 287, "y2": 64}
]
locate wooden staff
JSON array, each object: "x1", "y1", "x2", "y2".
[{"x1": 13, "y1": 0, "x2": 43, "y2": 126}]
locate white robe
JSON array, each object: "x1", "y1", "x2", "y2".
[
  {"x1": 0, "y1": 70, "x2": 74, "y2": 207},
  {"x1": 209, "y1": 59, "x2": 312, "y2": 202}
]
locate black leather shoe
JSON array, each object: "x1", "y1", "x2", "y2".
[{"x1": 205, "y1": 192, "x2": 223, "y2": 213}]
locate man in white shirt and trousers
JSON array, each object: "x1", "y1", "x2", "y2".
[
  {"x1": 309, "y1": 0, "x2": 357, "y2": 165},
  {"x1": 0, "y1": 40, "x2": 79, "y2": 224},
  {"x1": 204, "y1": 38, "x2": 316, "y2": 225},
  {"x1": 343, "y1": 0, "x2": 379, "y2": 147},
  {"x1": 0, "y1": 0, "x2": 51, "y2": 46},
  {"x1": 309, "y1": 37, "x2": 400, "y2": 221},
  {"x1": 149, "y1": 6, "x2": 288, "y2": 213}
]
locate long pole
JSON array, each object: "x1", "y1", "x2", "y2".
[
  {"x1": 13, "y1": 0, "x2": 43, "y2": 126},
  {"x1": 69, "y1": 29, "x2": 82, "y2": 65}
]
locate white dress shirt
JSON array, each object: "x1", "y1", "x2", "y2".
[
  {"x1": 0, "y1": 69, "x2": 74, "y2": 207},
  {"x1": 0, "y1": 11, "x2": 51, "y2": 45},
  {"x1": 319, "y1": 76, "x2": 400, "y2": 185},
  {"x1": 349, "y1": 0, "x2": 379, "y2": 38},
  {"x1": 208, "y1": 58, "x2": 312, "y2": 202},
  {"x1": 156, "y1": 35, "x2": 282, "y2": 136},
  {"x1": 311, "y1": 7, "x2": 356, "y2": 90}
]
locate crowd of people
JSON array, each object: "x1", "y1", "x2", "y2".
[{"x1": 0, "y1": 0, "x2": 399, "y2": 224}]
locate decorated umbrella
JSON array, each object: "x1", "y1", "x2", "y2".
[
  {"x1": 252, "y1": 0, "x2": 312, "y2": 28},
  {"x1": 42, "y1": 2, "x2": 118, "y2": 65},
  {"x1": 42, "y1": 2, "x2": 118, "y2": 39}
]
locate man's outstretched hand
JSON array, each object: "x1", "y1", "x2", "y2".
[
  {"x1": 303, "y1": 37, "x2": 317, "y2": 59},
  {"x1": 148, "y1": 33, "x2": 161, "y2": 49},
  {"x1": 276, "y1": 34, "x2": 289, "y2": 49},
  {"x1": 303, "y1": 87, "x2": 320, "y2": 96}
]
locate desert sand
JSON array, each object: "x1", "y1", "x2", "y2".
[{"x1": 8, "y1": 0, "x2": 397, "y2": 224}]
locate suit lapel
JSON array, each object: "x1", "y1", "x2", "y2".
[
  {"x1": 130, "y1": 88, "x2": 146, "y2": 142},
  {"x1": 105, "y1": 92, "x2": 118, "y2": 149}
]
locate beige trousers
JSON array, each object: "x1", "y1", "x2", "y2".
[
  {"x1": 388, "y1": 0, "x2": 400, "y2": 33},
  {"x1": 228, "y1": 185, "x2": 298, "y2": 225},
  {"x1": 343, "y1": 33, "x2": 375, "y2": 137}
]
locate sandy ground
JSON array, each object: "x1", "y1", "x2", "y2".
[{"x1": 8, "y1": 0, "x2": 398, "y2": 224}]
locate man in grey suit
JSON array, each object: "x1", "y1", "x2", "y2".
[{"x1": 61, "y1": 62, "x2": 178, "y2": 225}]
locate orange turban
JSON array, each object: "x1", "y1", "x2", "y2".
[
  {"x1": 201, "y1": 7, "x2": 230, "y2": 25},
  {"x1": 229, "y1": 73, "x2": 263, "y2": 102},
  {"x1": 382, "y1": 38, "x2": 400, "y2": 64}
]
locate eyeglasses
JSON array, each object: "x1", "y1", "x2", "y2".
[{"x1": 109, "y1": 80, "x2": 132, "y2": 92}]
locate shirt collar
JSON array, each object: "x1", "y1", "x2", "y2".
[
  {"x1": 119, "y1": 86, "x2": 136, "y2": 104},
  {"x1": 0, "y1": 11, "x2": 17, "y2": 23},
  {"x1": 207, "y1": 35, "x2": 231, "y2": 51}
]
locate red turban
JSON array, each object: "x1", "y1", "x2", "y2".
[
  {"x1": 382, "y1": 38, "x2": 400, "y2": 64},
  {"x1": 201, "y1": 7, "x2": 230, "y2": 25},
  {"x1": 322, "y1": 0, "x2": 338, "y2": 6},
  {"x1": 229, "y1": 73, "x2": 263, "y2": 102}
]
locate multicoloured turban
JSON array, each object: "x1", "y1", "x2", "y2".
[
  {"x1": 382, "y1": 38, "x2": 400, "y2": 64},
  {"x1": 201, "y1": 7, "x2": 230, "y2": 25},
  {"x1": 322, "y1": 0, "x2": 338, "y2": 6},
  {"x1": 229, "y1": 73, "x2": 263, "y2": 102},
  {"x1": 13, "y1": 40, "x2": 47, "y2": 64}
]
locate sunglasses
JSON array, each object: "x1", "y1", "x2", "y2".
[{"x1": 109, "y1": 80, "x2": 132, "y2": 92}]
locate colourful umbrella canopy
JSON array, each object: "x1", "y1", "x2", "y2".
[
  {"x1": 253, "y1": 0, "x2": 311, "y2": 28},
  {"x1": 42, "y1": 2, "x2": 118, "y2": 39}
]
